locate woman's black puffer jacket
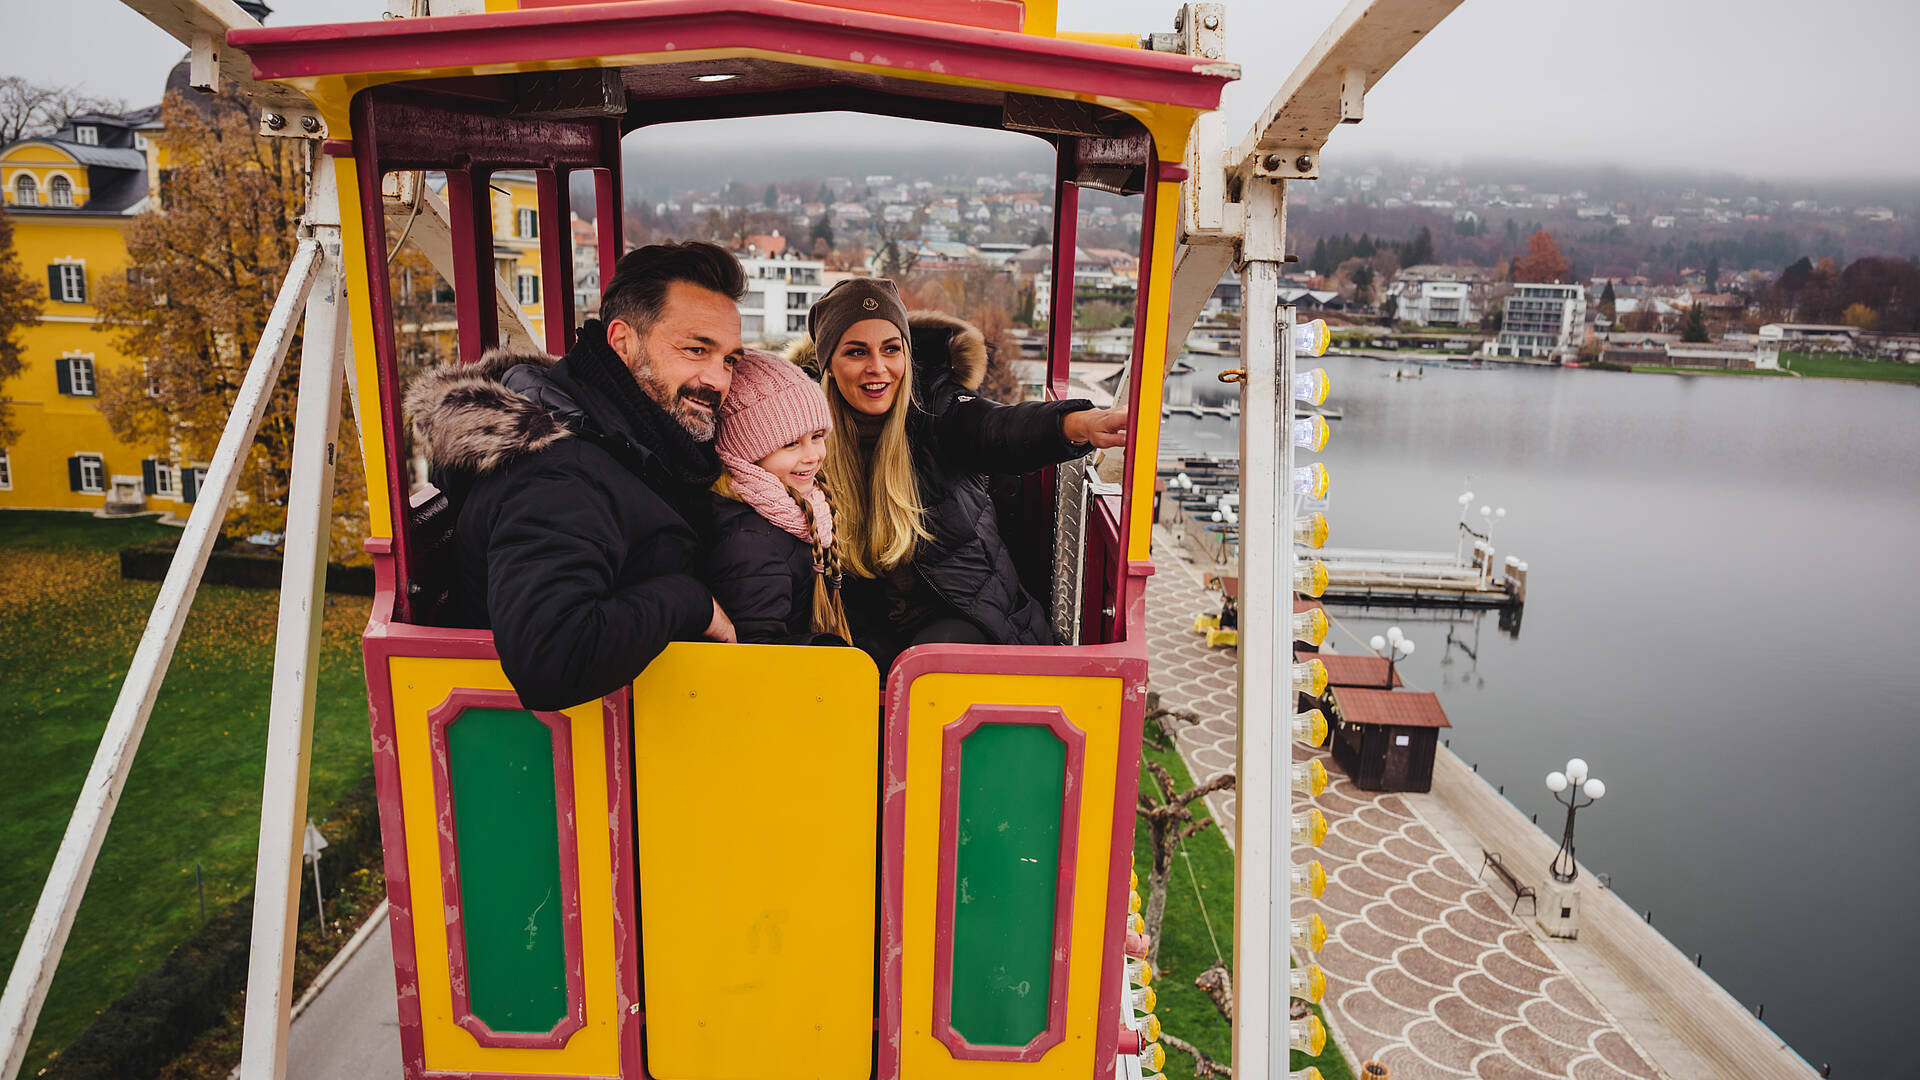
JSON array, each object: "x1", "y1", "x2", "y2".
[{"x1": 799, "y1": 311, "x2": 1095, "y2": 649}]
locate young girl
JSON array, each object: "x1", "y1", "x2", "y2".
[{"x1": 704, "y1": 349, "x2": 853, "y2": 645}]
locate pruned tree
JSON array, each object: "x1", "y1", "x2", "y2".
[
  {"x1": 1598, "y1": 280, "x2": 1617, "y2": 320},
  {"x1": 93, "y1": 89, "x2": 368, "y2": 561},
  {"x1": 1136, "y1": 708, "x2": 1235, "y2": 973},
  {"x1": 1512, "y1": 229, "x2": 1571, "y2": 284},
  {"x1": 0, "y1": 76, "x2": 125, "y2": 146},
  {"x1": 0, "y1": 206, "x2": 41, "y2": 444}
]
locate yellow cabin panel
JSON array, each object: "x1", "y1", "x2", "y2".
[
  {"x1": 631, "y1": 642, "x2": 882, "y2": 1080},
  {"x1": 388, "y1": 656, "x2": 624, "y2": 1077},
  {"x1": 899, "y1": 672, "x2": 1122, "y2": 1079}
]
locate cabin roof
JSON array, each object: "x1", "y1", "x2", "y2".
[
  {"x1": 1329, "y1": 686, "x2": 1451, "y2": 729},
  {"x1": 1316, "y1": 653, "x2": 1402, "y2": 690},
  {"x1": 230, "y1": 0, "x2": 1235, "y2": 116}
]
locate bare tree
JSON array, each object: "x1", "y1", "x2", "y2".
[
  {"x1": 0, "y1": 76, "x2": 126, "y2": 145},
  {"x1": 1136, "y1": 708, "x2": 1235, "y2": 973}
]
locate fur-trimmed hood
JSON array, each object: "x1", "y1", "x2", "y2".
[
  {"x1": 404, "y1": 347, "x2": 575, "y2": 477},
  {"x1": 782, "y1": 308, "x2": 987, "y2": 392}
]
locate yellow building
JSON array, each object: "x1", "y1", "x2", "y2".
[
  {"x1": 491, "y1": 170, "x2": 548, "y2": 343},
  {"x1": 0, "y1": 106, "x2": 196, "y2": 512}
]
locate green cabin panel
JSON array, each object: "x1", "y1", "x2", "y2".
[
  {"x1": 446, "y1": 708, "x2": 569, "y2": 1033},
  {"x1": 948, "y1": 722, "x2": 1067, "y2": 1046}
]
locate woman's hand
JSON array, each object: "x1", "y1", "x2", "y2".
[
  {"x1": 1064, "y1": 407, "x2": 1129, "y2": 449},
  {"x1": 705, "y1": 598, "x2": 738, "y2": 644}
]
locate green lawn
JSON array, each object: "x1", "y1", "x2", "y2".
[
  {"x1": 1135, "y1": 738, "x2": 1353, "y2": 1080},
  {"x1": 1626, "y1": 365, "x2": 1791, "y2": 377},
  {"x1": 1781, "y1": 350, "x2": 1920, "y2": 383},
  {"x1": 0, "y1": 511, "x2": 372, "y2": 1072}
]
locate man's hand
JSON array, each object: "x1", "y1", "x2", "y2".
[
  {"x1": 1064, "y1": 407, "x2": 1129, "y2": 449},
  {"x1": 705, "y1": 598, "x2": 737, "y2": 643}
]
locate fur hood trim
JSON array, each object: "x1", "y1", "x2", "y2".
[
  {"x1": 782, "y1": 309, "x2": 987, "y2": 391},
  {"x1": 404, "y1": 347, "x2": 570, "y2": 476}
]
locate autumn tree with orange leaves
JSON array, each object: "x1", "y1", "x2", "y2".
[
  {"x1": 94, "y1": 90, "x2": 368, "y2": 562},
  {"x1": 1512, "y1": 229, "x2": 1572, "y2": 284}
]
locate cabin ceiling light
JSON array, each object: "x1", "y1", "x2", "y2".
[{"x1": 693, "y1": 73, "x2": 740, "y2": 82}]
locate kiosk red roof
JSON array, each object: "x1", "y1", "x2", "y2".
[
  {"x1": 1329, "y1": 687, "x2": 1451, "y2": 729},
  {"x1": 1315, "y1": 653, "x2": 1401, "y2": 689}
]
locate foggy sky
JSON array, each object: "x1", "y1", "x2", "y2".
[{"x1": 4, "y1": 0, "x2": 1917, "y2": 181}]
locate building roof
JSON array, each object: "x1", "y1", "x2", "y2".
[
  {"x1": 1330, "y1": 687, "x2": 1451, "y2": 728},
  {"x1": 1316, "y1": 653, "x2": 1401, "y2": 689}
]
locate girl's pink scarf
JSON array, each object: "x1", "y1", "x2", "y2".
[{"x1": 718, "y1": 453, "x2": 835, "y2": 552}]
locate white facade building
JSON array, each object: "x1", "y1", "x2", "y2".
[
  {"x1": 737, "y1": 252, "x2": 825, "y2": 342},
  {"x1": 1387, "y1": 265, "x2": 1486, "y2": 327},
  {"x1": 1489, "y1": 283, "x2": 1587, "y2": 361}
]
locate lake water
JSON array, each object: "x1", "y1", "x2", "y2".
[{"x1": 1159, "y1": 356, "x2": 1920, "y2": 1075}]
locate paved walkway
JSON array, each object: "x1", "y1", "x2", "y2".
[{"x1": 1143, "y1": 530, "x2": 1817, "y2": 1079}]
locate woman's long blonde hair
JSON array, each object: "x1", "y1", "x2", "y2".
[{"x1": 818, "y1": 343, "x2": 930, "y2": 578}]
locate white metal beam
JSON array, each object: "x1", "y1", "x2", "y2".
[
  {"x1": 0, "y1": 239, "x2": 322, "y2": 1080},
  {"x1": 1229, "y1": 0, "x2": 1464, "y2": 178},
  {"x1": 118, "y1": 0, "x2": 314, "y2": 113},
  {"x1": 238, "y1": 155, "x2": 351, "y2": 1080}
]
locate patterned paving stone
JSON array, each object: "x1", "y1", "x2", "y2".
[{"x1": 1138, "y1": 552, "x2": 1657, "y2": 1080}]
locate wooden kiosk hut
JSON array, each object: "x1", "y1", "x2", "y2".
[{"x1": 1326, "y1": 686, "x2": 1451, "y2": 793}]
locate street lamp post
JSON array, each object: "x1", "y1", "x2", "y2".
[
  {"x1": 1538, "y1": 757, "x2": 1606, "y2": 939},
  {"x1": 1369, "y1": 626, "x2": 1416, "y2": 688}
]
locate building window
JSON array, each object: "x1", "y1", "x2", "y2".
[
  {"x1": 0, "y1": 449, "x2": 10, "y2": 490},
  {"x1": 75, "y1": 126, "x2": 98, "y2": 146},
  {"x1": 134, "y1": 133, "x2": 148, "y2": 150},
  {"x1": 59, "y1": 355, "x2": 96, "y2": 396},
  {"x1": 50, "y1": 263, "x2": 86, "y2": 303},
  {"x1": 515, "y1": 273, "x2": 540, "y2": 306},
  {"x1": 787, "y1": 313, "x2": 808, "y2": 333},
  {"x1": 70, "y1": 453, "x2": 105, "y2": 494},
  {"x1": 517, "y1": 208, "x2": 538, "y2": 239},
  {"x1": 143, "y1": 458, "x2": 174, "y2": 497},
  {"x1": 13, "y1": 174, "x2": 36, "y2": 206},
  {"x1": 48, "y1": 176, "x2": 73, "y2": 207}
]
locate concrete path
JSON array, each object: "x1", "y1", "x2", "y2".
[
  {"x1": 1141, "y1": 532, "x2": 1781, "y2": 1079},
  {"x1": 286, "y1": 912, "x2": 401, "y2": 1080}
]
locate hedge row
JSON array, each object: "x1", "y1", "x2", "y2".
[
  {"x1": 42, "y1": 772, "x2": 385, "y2": 1080},
  {"x1": 118, "y1": 537, "x2": 374, "y2": 596}
]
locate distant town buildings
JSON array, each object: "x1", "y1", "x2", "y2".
[
  {"x1": 737, "y1": 250, "x2": 825, "y2": 342},
  {"x1": 1488, "y1": 283, "x2": 1587, "y2": 362}
]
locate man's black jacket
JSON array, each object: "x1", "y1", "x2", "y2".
[{"x1": 405, "y1": 325, "x2": 719, "y2": 709}]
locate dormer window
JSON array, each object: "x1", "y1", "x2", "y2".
[
  {"x1": 75, "y1": 126, "x2": 98, "y2": 146},
  {"x1": 13, "y1": 175, "x2": 36, "y2": 206},
  {"x1": 49, "y1": 176, "x2": 73, "y2": 207}
]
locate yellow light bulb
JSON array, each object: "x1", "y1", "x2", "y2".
[
  {"x1": 1293, "y1": 606, "x2": 1329, "y2": 646},
  {"x1": 1291, "y1": 659, "x2": 1329, "y2": 697},
  {"x1": 1293, "y1": 368, "x2": 1330, "y2": 406},
  {"x1": 1290, "y1": 912, "x2": 1328, "y2": 953},
  {"x1": 1139, "y1": 1043, "x2": 1165, "y2": 1071},
  {"x1": 1292, "y1": 758, "x2": 1330, "y2": 796},
  {"x1": 1292, "y1": 414, "x2": 1330, "y2": 452},
  {"x1": 1289, "y1": 1014, "x2": 1327, "y2": 1056},
  {"x1": 1130, "y1": 913, "x2": 1145, "y2": 935},
  {"x1": 1294, "y1": 558, "x2": 1329, "y2": 598},
  {"x1": 1129, "y1": 957, "x2": 1154, "y2": 986},
  {"x1": 1296, "y1": 1069, "x2": 1325, "y2": 1080},
  {"x1": 1294, "y1": 318, "x2": 1332, "y2": 358},
  {"x1": 1291, "y1": 807, "x2": 1329, "y2": 847},
  {"x1": 1292, "y1": 462, "x2": 1330, "y2": 499},
  {"x1": 1131, "y1": 985, "x2": 1157, "y2": 1013},
  {"x1": 1128, "y1": 890, "x2": 1141, "y2": 914},
  {"x1": 1130, "y1": 869, "x2": 1138, "y2": 891},
  {"x1": 1292, "y1": 708, "x2": 1329, "y2": 747},
  {"x1": 1141, "y1": 1012, "x2": 1162, "y2": 1042},
  {"x1": 1291, "y1": 963, "x2": 1327, "y2": 1004},
  {"x1": 1294, "y1": 511, "x2": 1330, "y2": 550},
  {"x1": 1291, "y1": 858, "x2": 1328, "y2": 899}
]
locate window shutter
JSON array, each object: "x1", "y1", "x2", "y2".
[
  {"x1": 142, "y1": 459, "x2": 158, "y2": 494},
  {"x1": 56, "y1": 358, "x2": 71, "y2": 395},
  {"x1": 48, "y1": 266, "x2": 61, "y2": 301},
  {"x1": 68, "y1": 456, "x2": 83, "y2": 492},
  {"x1": 74, "y1": 269, "x2": 86, "y2": 303},
  {"x1": 529, "y1": 275, "x2": 540, "y2": 303},
  {"x1": 182, "y1": 467, "x2": 199, "y2": 504}
]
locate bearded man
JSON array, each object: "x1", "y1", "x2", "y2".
[{"x1": 408, "y1": 241, "x2": 744, "y2": 710}]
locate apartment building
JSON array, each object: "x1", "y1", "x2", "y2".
[{"x1": 1489, "y1": 283, "x2": 1587, "y2": 361}]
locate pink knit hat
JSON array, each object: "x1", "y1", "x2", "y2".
[{"x1": 716, "y1": 349, "x2": 835, "y2": 547}]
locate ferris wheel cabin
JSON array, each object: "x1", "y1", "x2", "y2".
[{"x1": 227, "y1": 3, "x2": 1235, "y2": 1077}]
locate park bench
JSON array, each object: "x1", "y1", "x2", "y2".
[{"x1": 1477, "y1": 850, "x2": 1538, "y2": 915}]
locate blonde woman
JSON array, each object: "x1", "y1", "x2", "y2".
[{"x1": 789, "y1": 278, "x2": 1126, "y2": 670}]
